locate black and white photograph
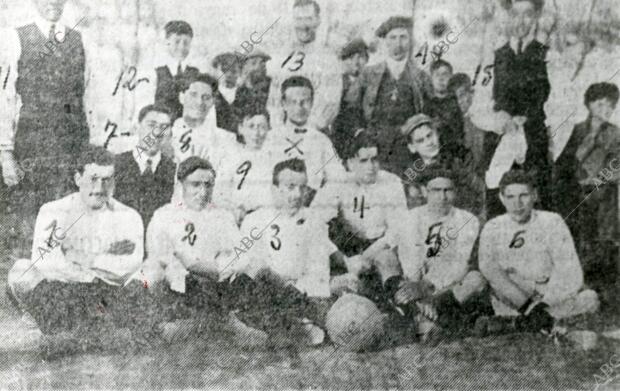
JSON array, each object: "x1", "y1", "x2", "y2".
[{"x1": 0, "y1": 0, "x2": 619, "y2": 389}]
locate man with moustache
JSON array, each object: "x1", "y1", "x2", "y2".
[
  {"x1": 0, "y1": 0, "x2": 90, "y2": 254},
  {"x1": 345, "y1": 16, "x2": 433, "y2": 169}
]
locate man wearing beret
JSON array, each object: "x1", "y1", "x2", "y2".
[
  {"x1": 332, "y1": 38, "x2": 369, "y2": 157},
  {"x1": 345, "y1": 16, "x2": 433, "y2": 170}
]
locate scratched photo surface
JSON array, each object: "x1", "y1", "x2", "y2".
[{"x1": 1, "y1": 0, "x2": 620, "y2": 389}]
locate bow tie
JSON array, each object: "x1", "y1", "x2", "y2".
[{"x1": 294, "y1": 128, "x2": 307, "y2": 134}]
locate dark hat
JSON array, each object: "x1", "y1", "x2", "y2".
[
  {"x1": 212, "y1": 52, "x2": 240, "y2": 69},
  {"x1": 376, "y1": 16, "x2": 413, "y2": 38},
  {"x1": 245, "y1": 49, "x2": 272, "y2": 62},
  {"x1": 340, "y1": 38, "x2": 369, "y2": 60},
  {"x1": 401, "y1": 113, "x2": 434, "y2": 136}
]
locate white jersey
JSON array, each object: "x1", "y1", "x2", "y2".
[
  {"x1": 8, "y1": 193, "x2": 144, "y2": 292},
  {"x1": 240, "y1": 207, "x2": 336, "y2": 297},
  {"x1": 212, "y1": 141, "x2": 278, "y2": 213},
  {"x1": 146, "y1": 202, "x2": 240, "y2": 291},
  {"x1": 265, "y1": 123, "x2": 346, "y2": 190},
  {"x1": 266, "y1": 40, "x2": 343, "y2": 129},
  {"x1": 312, "y1": 170, "x2": 407, "y2": 243},
  {"x1": 479, "y1": 210, "x2": 584, "y2": 306},
  {"x1": 394, "y1": 205, "x2": 480, "y2": 290}
]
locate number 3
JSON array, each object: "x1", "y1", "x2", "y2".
[{"x1": 270, "y1": 224, "x2": 281, "y2": 250}]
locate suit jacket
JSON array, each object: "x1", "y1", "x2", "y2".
[
  {"x1": 344, "y1": 58, "x2": 432, "y2": 124},
  {"x1": 114, "y1": 151, "x2": 176, "y2": 229}
]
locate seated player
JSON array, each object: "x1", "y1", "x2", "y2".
[
  {"x1": 169, "y1": 73, "x2": 237, "y2": 169},
  {"x1": 114, "y1": 104, "x2": 176, "y2": 228},
  {"x1": 7, "y1": 147, "x2": 148, "y2": 356},
  {"x1": 390, "y1": 113, "x2": 484, "y2": 216},
  {"x1": 311, "y1": 130, "x2": 407, "y2": 308},
  {"x1": 241, "y1": 158, "x2": 355, "y2": 334},
  {"x1": 476, "y1": 170, "x2": 600, "y2": 336},
  {"x1": 392, "y1": 168, "x2": 490, "y2": 343},
  {"x1": 424, "y1": 60, "x2": 464, "y2": 146},
  {"x1": 266, "y1": 76, "x2": 346, "y2": 201},
  {"x1": 144, "y1": 157, "x2": 318, "y2": 351},
  {"x1": 212, "y1": 104, "x2": 278, "y2": 225}
]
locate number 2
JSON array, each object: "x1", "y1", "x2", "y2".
[
  {"x1": 270, "y1": 224, "x2": 281, "y2": 250},
  {"x1": 236, "y1": 160, "x2": 252, "y2": 190}
]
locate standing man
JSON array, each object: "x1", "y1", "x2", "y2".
[
  {"x1": 266, "y1": 0, "x2": 343, "y2": 132},
  {"x1": 345, "y1": 16, "x2": 433, "y2": 168},
  {"x1": 1, "y1": 0, "x2": 89, "y2": 254}
]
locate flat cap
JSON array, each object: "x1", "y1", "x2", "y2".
[
  {"x1": 401, "y1": 113, "x2": 434, "y2": 136},
  {"x1": 212, "y1": 52, "x2": 239, "y2": 69},
  {"x1": 376, "y1": 16, "x2": 413, "y2": 38},
  {"x1": 245, "y1": 49, "x2": 272, "y2": 62},
  {"x1": 340, "y1": 38, "x2": 369, "y2": 60}
]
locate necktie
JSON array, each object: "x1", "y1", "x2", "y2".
[
  {"x1": 177, "y1": 63, "x2": 183, "y2": 77},
  {"x1": 144, "y1": 159, "x2": 153, "y2": 175},
  {"x1": 49, "y1": 24, "x2": 56, "y2": 42},
  {"x1": 294, "y1": 128, "x2": 307, "y2": 134},
  {"x1": 517, "y1": 39, "x2": 523, "y2": 55}
]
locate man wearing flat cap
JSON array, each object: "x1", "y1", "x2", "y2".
[
  {"x1": 234, "y1": 50, "x2": 273, "y2": 113},
  {"x1": 392, "y1": 114, "x2": 484, "y2": 216},
  {"x1": 345, "y1": 16, "x2": 433, "y2": 170},
  {"x1": 332, "y1": 38, "x2": 369, "y2": 156}
]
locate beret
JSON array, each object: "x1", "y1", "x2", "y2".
[
  {"x1": 376, "y1": 16, "x2": 413, "y2": 38},
  {"x1": 340, "y1": 38, "x2": 369, "y2": 60},
  {"x1": 401, "y1": 113, "x2": 433, "y2": 136}
]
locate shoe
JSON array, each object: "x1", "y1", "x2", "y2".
[
  {"x1": 473, "y1": 315, "x2": 518, "y2": 337},
  {"x1": 227, "y1": 312, "x2": 268, "y2": 350},
  {"x1": 301, "y1": 319, "x2": 325, "y2": 347}
]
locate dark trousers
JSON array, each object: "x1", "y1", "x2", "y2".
[{"x1": 22, "y1": 279, "x2": 157, "y2": 336}]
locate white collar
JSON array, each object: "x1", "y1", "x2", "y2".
[
  {"x1": 283, "y1": 120, "x2": 313, "y2": 135},
  {"x1": 385, "y1": 56, "x2": 408, "y2": 78},
  {"x1": 219, "y1": 83, "x2": 237, "y2": 104},
  {"x1": 510, "y1": 28, "x2": 536, "y2": 54},
  {"x1": 34, "y1": 16, "x2": 66, "y2": 40},
  {"x1": 163, "y1": 55, "x2": 188, "y2": 75},
  {"x1": 132, "y1": 149, "x2": 162, "y2": 174}
]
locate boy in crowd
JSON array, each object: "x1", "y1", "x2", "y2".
[
  {"x1": 169, "y1": 73, "x2": 236, "y2": 170},
  {"x1": 477, "y1": 170, "x2": 599, "y2": 336},
  {"x1": 145, "y1": 157, "x2": 320, "y2": 353},
  {"x1": 312, "y1": 130, "x2": 406, "y2": 309},
  {"x1": 266, "y1": 76, "x2": 345, "y2": 201},
  {"x1": 392, "y1": 169, "x2": 490, "y2": 343},
  {"x1": 114, "y1": 104, "x2": 176, "y2": 228},
  {"x1": 391, "y1": 114, "x2": 483, "y2": 216},
  {"x1": 8, "y1": 147, "x2": 149, "y2": 356},
  {"x1": 212, "y1": 104, "x2": 278, "y2": 225},
  {"x1": 553, "y1": 82, "x2": 620, "y2": 288},
  {"x1": 424, "y1": 60, "x2": 464, "y2": 146}
]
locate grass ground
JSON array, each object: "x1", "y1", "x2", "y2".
[{"x1": 1, "y1": 224, "x2": 620, "y2": 389}]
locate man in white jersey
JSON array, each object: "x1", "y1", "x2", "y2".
[
  {"x1": 7, "y1": 146, "x2": 149, "y2": 356},
  {"x1": 476, "y1": 170, "x2": 600, "y2": 336},
  {"x1": 212, "y1": 105, "x2": 278, "y2": 225},
  {"x1": 169, "y1": 73, "x2": 236, "y2": 169},
  {"x1": 144, "y1": 157, "x2": 319, "y2": 349},
  {"x1": 266, "y1": 0, "x2": 342, "y2": 131},
  {"x1": 393, "y1": 168, "x2": 491, "y2": 343},
  {"x1": 266, "y1": 76, "x2": 345, "y2": 200},
  {"x1": 312, "y1": 130, "x2": 406, "y2": 309}
]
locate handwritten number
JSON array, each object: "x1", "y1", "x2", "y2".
[
  {"x1": 2, "y1": 65, "x2": 10, "y2": 90},
  {"x1": 472, "y1": 64, "x2": 482, "y2": 86},
  {"x1": 236, "y1": 160, "x2": 252, "y2": 190},
  {"x1": 509, "y1": 230, "x2": 526, "y2": 249},
  {"x1": 353, "y1": 196, "x2": 369, "y2": 219},
  {"x1": 425, "y1": 222, "x2": 443, "y2": 258},
  {"x1": 182, "y1": 223, "x2": 197, "y2": 246},
  {"x1": 281, "y1": 51, "x2": 305, "y2": 72},
  {"x1": 179, "y1": 129, "x2": 193, "y2": 153},
  {"x1": 481, "y1": 64, "x2": 494, "y2": 86},
  {"x1": 270, "y1": 224, "x2": 281, "y2": 251},
  {"x1": 112, "y1": 66, "x2": 150, "y2": 96},
  {"x1": 414, "y1": 42, "x2": 429, "y2": 65},
  {"x1": 103, "y1": 120, "x2": 119, "y2": 150}
]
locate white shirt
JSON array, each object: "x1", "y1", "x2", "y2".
[
  {"x1": 394, "y1": 205, "x2": 480, "y2": 290},
  {"x1": 385, "y1": 56, "x2": 408, "y2": 79},
  {"x1": 479, "y1": 210, "x2": 584, "y2": 306},
  {"x1": 509, "y1": 28, "x2": 535, "y2": 55},
  {"x1": 212, "y1": 141, "x2": 277, "y2": 213},
  {"x1": 240, "y1": 206, "x2": 336, "y2": 297},
  {"x1": 265, "y1": 122, "x2": 346, "y2": 190},
  {"x1": 9, "y1": 193, "x2": 144, "y2": 292},
  {"x1": 132, "y1": 149, "x2": 161, "y2": 174},
  {"x1": 219, "y1": 83, "x2": 237, "y2": 105},
  {"x1": 145, "y1": 202, "x2": 240, "y2": 292},
  {"x1": 266, "y1": 39, "x2": 343, "y2": 129},
  {"x1": 0, "y1": 19, "x2": 92, "y2": 151},
  {"x1": 312, "y1": 170, "x2": 407, "y2": 243}
]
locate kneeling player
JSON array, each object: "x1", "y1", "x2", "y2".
[
  {"x1": 311, "y1": 130, "x2": 407, "y2": 309},
  {"x1": 241, "y1": 158, "x2": 357, "y2": 345},
  {"x1": 7, "y1": 147, "x2": 148, "y2": 356},
  {"x1": 477, "y1": 170, "x2": 600, "y2": 336},
  {"x1": 393, "y1": 169, "x2": 491, "y2": 343}
]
